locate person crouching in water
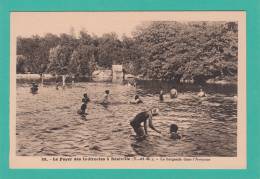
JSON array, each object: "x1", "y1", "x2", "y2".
[
  {"x1": 78, "y1": 93, "x2": 90, "y2": 116},
  {"x1": 169, "y1": 124, "x2": 181, "y2": 140},
  {"x1": 130, "y1": 95, "x2": 143, "y2": 104},
  {"x1": 31, "y1": 82, "x2": 39, "y2": 94},
  {"x1": 170, "y1": 88, "x2": 178, "y2": 98},
  {"x1": 198, "y1": 88, "x2": 207, "y2": 97},
  {"x1": 130, "y1": 108, "x2": 161, "y2": 138}
]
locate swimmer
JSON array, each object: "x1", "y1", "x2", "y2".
[
  {"x1": 169, "y1": 124, "x2": 181, "y2": 140},
  {"x1": 130, "y1": 95, "x2": 143, "y2": 104},
  {"x1": 130, "y1": 108, "x2": 161, "y2": 138},
  {"x1": 170, "y1": 88, "x2": 178, "y2": 99},
  {"x1": 101, "y1": 90, "x2": 110, "y2": 104},
  {"x1": 31, "y1": 82, "x2": 38, "y2": 94},
  {"x1": 159, "y1": 90, "x2": 164, "y2": 101},
  {"x1": 198, "y1": 88, "x2": 207, "y2": 97},
  {"x1": 82, "y1": 93, "x2": 90, "y2": 103}
]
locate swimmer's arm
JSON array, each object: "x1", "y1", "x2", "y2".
[{"x1": 148, "y1": 115, "x2": 161, "y2": 134}]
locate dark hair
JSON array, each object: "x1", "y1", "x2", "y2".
[
  {"x1": 135, "y1": 95, "x2": 139, "y2": 100},
  {"x1": 83, "y1": 93, "x2": 88, "y2": 97},
  {"x1": 105, "y1": 90, "x2": 110, "y2": 94},
  {"x1": 170, "y1": 124, "x2": 178, "y2": 133}
]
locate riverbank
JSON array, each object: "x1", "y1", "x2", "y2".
[
  {"x1": 16, "y1": 74, "x2": 237, "y2": 85},
  {"x1": 16, "y1": 74, "x2": 91, "y2": 84}
]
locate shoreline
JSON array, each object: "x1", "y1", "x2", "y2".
[{"x1": 16, "y1": 74, "x2": 237, "y2": 85}]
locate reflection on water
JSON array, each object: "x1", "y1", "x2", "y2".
[{"x1": 16, "y1": 81, "x2": 237, "y2": 157}]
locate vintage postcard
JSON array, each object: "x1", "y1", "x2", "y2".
[{"x1": 10, "y1": 11, "x2": 246, "y2": 169}]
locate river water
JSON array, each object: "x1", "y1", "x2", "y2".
[{"x1": 16, "y1": 81, "x2": 237, "y2": 157}]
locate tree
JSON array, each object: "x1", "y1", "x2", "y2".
[
  {"x1": 69, "y1": 44, "x2": 97, "y2": 76},
  {"x1": 133, "y1": 21, "x2": 238, "y2": 82},
  {"x1": 17, "y1": 21, "x2": 237, "y2": 83},
  {"x1": 47, "y1": 45, "x2": 72, "y2": 75},
  {"x1": 96, "y1": 33, "x2": 122, "y2": 68}
]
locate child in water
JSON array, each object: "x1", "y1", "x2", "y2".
[
  {"x1": 82, "y1": 93, "x2": 90, "y2": 103},
  {"x1": 78, "y1": 93, "x2": 90, "y2": 116},
  {"x1": 101, "y1": 90, "x2": 110, "y2": 104},
  {"x1": 170, "y1": 88, "x2": 178, "y2": 98},
  {"x1": 169, "y1": 124, "x2": 181, "y2": 140},
  {"x1": 31, "y1": 82, "x2": 38, "y2": 94},
  {"x1": 159, "y1": 90, "x2": 164, "y2": 101},
  {"x1": 198, "y1": 88, "x2": 207, "y2": 97},
  {"x1": 130, "y1": 95, "x2": 143, "y2": 104}
]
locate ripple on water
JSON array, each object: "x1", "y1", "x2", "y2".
[{"x1": 16, "y1": 82, "x2": 237, "y2": 157}]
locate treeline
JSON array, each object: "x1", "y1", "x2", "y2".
[{"x1": 17, "y1": 21, "x2": 238, "y2": 83}]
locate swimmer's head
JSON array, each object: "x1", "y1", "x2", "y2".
[
  {"x1": 83, "y1": 93, "x2": 88, "y2": 97},
  {"x1": 151, "y1": 108, "x2": 159, "y2": 116},
  {"x1": 135, "y1": 95, "x2": 139, "y2": 100},
  {"x1": 170, "y1": 124, "x2": 178, "y2": 133},
  {"x1": 105, "y1": 90, "x2": 110, "y2": 94}
]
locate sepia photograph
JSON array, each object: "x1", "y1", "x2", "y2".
[{"x1": 9, "y1": 11, "x2": 246, "y2": 169}]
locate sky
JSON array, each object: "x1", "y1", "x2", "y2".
[
  {"x1": 11, "y1": 12, "x2": 243, "y2": 38},
  {"x1": 11, "y1": 12, "x2": 149, "y2": 38}
]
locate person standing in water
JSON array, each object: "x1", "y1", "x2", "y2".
[
  {"x1": 198, "y1": 88, "x2": 207, "y2": 97},
  {"x1": 101, "y1": 90, "x2": 110, "y2": 104},
  {"x1": 40, "y1": 73, "x2": 44, "y2": 86},
  {"x1": 71, "y1": 74, "x2": 75, "y2": 87},
  {"x1": 82, "y1": 93, "x2": 90, "y2": 103},
  {"x1": 170, "y1": 88, "x2": 178, "y2": 98},
  {"x1": 62, "y1": 75, "x2": 66, "y2": 89},
  {"x1": 169, "y1": 124, "x2": 181, "y2": 140},
  {"x1": 159, "y1": 90, "x2": 164, "y2": 101},
  {"x1": 55, "y1": 77, "x2": 60, "y2": 90},
  {"x1": 31, "y1": 82, "x2": 39, "y2": 94},
  {"x1": 130, "y1": 108, "x2": 161, "y2": 138},
  {"x1": 78, "y1": 93, "x2": 90, "y2": 115}
]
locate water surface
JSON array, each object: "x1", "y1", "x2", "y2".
[{"x1": 16, "y1": 81, "x2": 237, "y2": 157}]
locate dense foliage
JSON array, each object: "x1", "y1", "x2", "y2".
[{"x1": 17, "y1": 21, "x2": 238, "y2": 83}]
